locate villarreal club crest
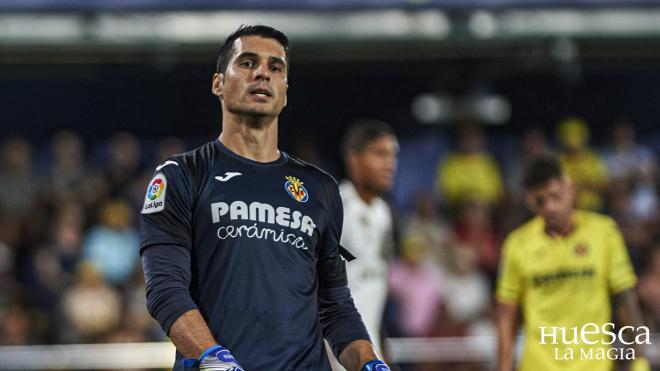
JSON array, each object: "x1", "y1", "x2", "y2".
[
  {"x1": 285, "y1": 176, "x2": 309, "y2": 203},
  {"x1": 574, "y1": 242, "x2": 589, "y2": 257}
]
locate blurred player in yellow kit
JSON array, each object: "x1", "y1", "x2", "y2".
[{"x1": 496, "y1": 154, "x2": 650, "y2": 371}]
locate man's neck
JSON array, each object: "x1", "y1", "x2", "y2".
[
  {"x1": 545, "y1": 211, "x2": 576, "y2": 238},
  {"x1": 352, "y1": 181, "x2": 377, "y2": 205},
  {"x1": 220, "y1": 115, "x2": 279, "y2": 162}
]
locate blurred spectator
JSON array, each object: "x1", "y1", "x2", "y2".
[
  {"x1": 388, "y1": 234, "x2": 443, "y2": 337},
  {"x1": 0, "y1": 303, "x2": 33, "y2": 345},
  {"x1": 98, "y1": 268, "x2": 161, "y2": 351},
  {"x1": 607, "y1": 190, "x2": 653, "y2": 271},
  {"x1": 291, "y1": 131, "x2": 329, "y2": 170},
  {"x1": 0, "y1": 203, "x2": 15, "y2": 302},
  {"x1": 0, "y1": 136, "x2": 36, "y2": 222},
  {"x1": 118, "y1": 267, "x2": 162, "y2": 342},
  {"x1": 452, "y1": 200, "x2": 500, "y2": 281},
  {"x1": 442, "y1": 247, "x2": 490, "y2": 333},
  {"x1": 504, "y1": 127, "x2": 550, "y2": 200},
  {"x1": 637, "y1": 245, "x2": 660, "y2": 332},
  {"x1": 405, "y1": 192, "x2": 453, "y2": 272},
  {"x1": 436, "y1": 123, "x2": 503, "y2": 209},
  {"x1": 556, "y1": 117, "x2": 608, "y2": 211},
  {"x1": 155, "y1": 136, "x2": 186, "y2": 165},
  {"x1": 0, "y1": 200, "x2": 20, "y2": 252},
  {"x1": 105, "y1": 132, "x2": 143, "y2": 198},
  {"x1": 0, "y1": 237, "x2": 12, "y2": 307},
  {"x1": 60, "y1": 263, "x2": 121, "y2": 342},
  {"x1": 602, "y1": 118, "x2": 658, "y2": 222},
  {"x1": 79, "y1": 173, "x2": 113, "y2": 212},
  {"x1": 125, "y1": 172, "x2": 153, "y2": 212},
  {"x1": 47, "y1": 130, "x2": 88, "y2": 204},
  {"x1": 82, "y1": 199, "x2": 140, "y2": 286},
  {"x1": 28, "y1": 202, "x2": 85, "y2": 312}
]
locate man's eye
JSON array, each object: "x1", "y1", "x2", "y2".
[
  {"x1": 241, "y1": 61, "x2": 254, "y2": 68},
  {"x1": 270, "y1": 65, "x2": 282, "y2": 72}
]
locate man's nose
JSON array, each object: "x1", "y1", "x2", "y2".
[
  {"x1": 543, "y1": 201, "x2": 560, "y2": 214},
  {"x1": 254, "y1": 63, "x2": 270, "y2": 81}
]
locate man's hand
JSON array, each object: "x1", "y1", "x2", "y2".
[
  {"x1": 339, "y1": 339, "x2": 381, "y2": 371},
  {"x1": 197, "y1": 345, "x2": 244, "y2": 371},
  {"x1": 361, "y1": 359, "x2": 391, "y2": 371}
]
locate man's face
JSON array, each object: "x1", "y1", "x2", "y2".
[
  {"x1": 525, "y1": 178, "x2": 575, "y2": 231},
  {"x1": 350, "y1": 135, "x2": 399, "y2": 194},
  {"x1": 212, "y1": 36, "x2": 288, "y2": 119}
]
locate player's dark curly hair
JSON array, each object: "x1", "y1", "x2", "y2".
[
  {"x1": 341, "y1": 119, "x2": 395, "y2": 157},
  {"x1": 216, "y1": 24, "x2": 290, "y2": 74},
  {"x1": 523, "y1": 153, "x2": 565, "y2": 190}
]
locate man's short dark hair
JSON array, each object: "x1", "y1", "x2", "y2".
[
  {"x1": 216, "y1": 24, "x2": 290, "y2": 74},
  {"x1": 523, "y1": 154, "x2": 565, "y2": 190},
  {"x1": 341, "y1": 119, "x2": 395, "y2": 158}
]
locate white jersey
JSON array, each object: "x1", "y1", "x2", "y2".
[
  {"x1": 327, "y1": 181, "x2": 393, "y2": 370},
  {"x1": 339, "y1": 180, "x2": 392, "y2": 353}
]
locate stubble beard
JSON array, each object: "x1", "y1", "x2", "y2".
[{"x1": 226, "y1": 104, "x2": 281, "y2": 128}]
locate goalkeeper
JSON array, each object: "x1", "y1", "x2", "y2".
[{"x1": 139, "y1": 25, "x2": 389, "y2": 371}]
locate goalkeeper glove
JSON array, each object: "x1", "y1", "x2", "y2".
[
  {"x1": 361, "y1": 359, "x2": 391, "y2": 371},
  {"x1": 184, "y1": 344, "x2": 244, "y2": 371}
]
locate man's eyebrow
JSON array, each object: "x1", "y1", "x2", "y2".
[
  {"x1": 268, "y1": 56, "x2": 286, "y2": 66},
  {"x1": 236, "y1": 52, "x2": 259, "y2": 60},
  {"x1": 235, "y1": 52, "x2": 286, "y2": 66}
]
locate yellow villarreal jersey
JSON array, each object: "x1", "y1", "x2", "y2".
[{"x1": 496, "y1": 211, "x2": 637, "y2": 371}]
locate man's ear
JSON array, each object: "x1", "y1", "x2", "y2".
[
  {"x1": 345, "y1": 151, "x2": 360, "y2": 180},
  {"x1": 565, "y1": 178, "x2": 577, "y2": 204},
  {"x1": 283, "y1": 83, "x2": 288, "y2": 107},
  {"x1": 524, "y1": 191, "x2": 537, "y2": 213},
  {"x1": 211, "y1": 73, "x2": 224, "y2": 97}
]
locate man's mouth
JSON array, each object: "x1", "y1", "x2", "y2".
[{"x1": 250, "y1": 88, "x2": 272, "y2": 98}]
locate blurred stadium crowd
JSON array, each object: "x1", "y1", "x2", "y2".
[{"x1": 1, "y1": 116, "x2": 660, "y2": 369}]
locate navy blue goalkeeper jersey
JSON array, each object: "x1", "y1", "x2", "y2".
[{"x1": 140, "y1": 139, "x2": 359, "y2": 371}]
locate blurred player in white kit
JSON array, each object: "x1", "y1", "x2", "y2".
[{"x1": 328, "y1": 119, "x2": 399, "y2": 370}]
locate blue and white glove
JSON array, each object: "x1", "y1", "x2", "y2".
[
  {"x1": 194, "y1": 345, "x2": 244, "y2": 371},
  {"x1": 361, "y1": 359, "x2": 390, "y2": 371}
]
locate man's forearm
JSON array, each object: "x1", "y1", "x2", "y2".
[
  {"x1": 339, "y1": 339, "x2": 379, "y2": 371},
  {"x1": 169, "y1": 309, "x2": 218, "y2": 359},
  {"x1": 497, "y1": 327, "x2": 515, "y2": 371},
  {"x1": 614, "y1": 288, "x2": 646, "y2": 356},
  {"x1": 496, "y1": 302, "x2": 518, "y2": 371}
]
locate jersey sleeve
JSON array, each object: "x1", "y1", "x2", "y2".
[
  {"x1": 317, "y1": 182, "x2": 348, "y2": 288},
  {"x1": 142, "y1": 243, "x2": 198, "y2": 334},
  {"x1": 140, "y1": 159, "x2": 194, "y2": 252},
  {"x1": 316, "y1": 181, "x2": 370, "y2": 357},
  {"x1": 496, "y1": 234, "x2": 523, "y2": 304},
  {"x1": 606, "y1": 221, "x2": 637, "y2": 294}
]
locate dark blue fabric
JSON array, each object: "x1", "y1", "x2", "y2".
[
  {"x1": 141, "y1": 244, "x2": 197, "y2": 334},
  {"x1": 319, "y1": 285, "x2": 370, "y2": 358},
  {"x1": 140, "y1": 140, "x2": 368, "y2": 371}
]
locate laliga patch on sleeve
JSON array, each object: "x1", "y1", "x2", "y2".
[{"x1": 142, "y1": 173, "x2": 167, "y2": 214}]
